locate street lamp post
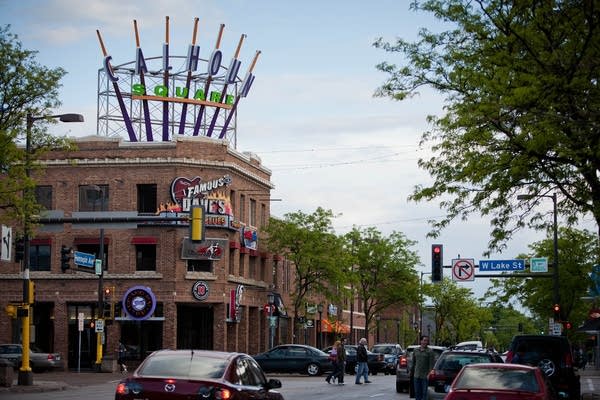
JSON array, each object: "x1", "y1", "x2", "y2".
[
  {"x1": 419, "y1": 271, "x2": 431, "y2": 338},
  {"x1": 19, "y1": 113, "x2": 83, "y2": 386},
  {"x1": 267, "y1": 293, "x2": 275, "y2": 349},
  {"x1": 317, "y1": 303, "x2": 324, "y2": 349},
  {"x1": 517, "y1": 193, "x2": 560, "y2": 308}
]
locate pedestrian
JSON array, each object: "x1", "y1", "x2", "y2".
[
  {"x1": 411, "y1": 335, "x2": 434, "y2": 400},
  {"x1": 117, "y1": 342, "x2": 128, "y2": 373},
  {"x1": 336, "y1": 338, "x2": 346, "y2": 385},
  {"x1": 355, "y1": 337, "x2": 371, "y2": 384},
  {"x1": 325, "y1": 341, "x2": 340, "y2": 384}
]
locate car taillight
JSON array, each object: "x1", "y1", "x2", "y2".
[
  {"x1": 116, "y1": 383, "x2": 129, "y2": 395},
  {"x1": 399, "y1": 356, "x2": 407, "y2": 368},
  {"x1": 215, "y1": 388, "x2": 232, "y2": 399},
  {"x1": 564, "y1": 351, "x2": 573, "y2": 367},
  {"x1": 47, "y1": 354, "x2": 55, "y2": 361},
  {"x1": 428, "y1": 369, "x2": 447, "y2": 383}
]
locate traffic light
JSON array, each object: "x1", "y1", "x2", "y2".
[
  {"x1": 553, "y1": 303, "x2": 561, "y2": 320},
  {"x1": 189, "y1": 205, "x2": 205, "y2": 242},
  {"x1": 15, "y1": 238, "x2": 24, "y2": 262},
  {"x1": 61, "y1": 245, "x2": 72, "y2": 272},
  {"x1": 431, "y1": 244, "x2": 443, "y2": 282},
  {"x1": 90, "y1": 319, "x2": 95, "y2": 329},
  {"x1": 564, "y1": 321, "x2": 572, "y2": 330},
  {"x1": 103, "y1": 286, "x2": 115, "y2": 320},
  {"x1": 4, "y1": 304, "x2": 17, "y2": 319}
]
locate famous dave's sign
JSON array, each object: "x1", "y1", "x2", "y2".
[{"x1": 96, "y1": 17, "x2": 260, "y2": 142}]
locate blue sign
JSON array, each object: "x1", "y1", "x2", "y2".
[
  {"x1": 479, "y1": 259, "x2": 525, "y2": 271},
  {"x1": 73, "y1": 251, "x2": 96, "y2": 268}
]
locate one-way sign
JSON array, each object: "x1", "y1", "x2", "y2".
[{"x1": 479, "y1": 259, "x2": 525, "y2": 271}]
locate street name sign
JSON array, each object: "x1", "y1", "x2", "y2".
[
  {"x1": 73, "y1": 251, "x2": 95, "y2": 268},
  {"x1": 479, "y1": 259, "x2": 525, "y2": 271},
  {"x1": 530, "y1": 257, "x2": 548, "y2": 273}
]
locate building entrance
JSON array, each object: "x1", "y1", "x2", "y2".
[{"x1": 177, "y1": 304, "x2": 213, "y2": 349}]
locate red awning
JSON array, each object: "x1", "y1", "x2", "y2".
[
  {"x1": 131, "y1": 237, "x2": 158, "y2": 244},
  {"x1": 321, "y1": 319, "x2": 350, "y2": 334}
]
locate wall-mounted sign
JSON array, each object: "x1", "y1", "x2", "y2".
[
  {"x1": 122, "y1": 285, "x2": 157, "y2": 321},
  {"x1": 170, "y1": 175, "x2": 232, "y2": 212},
  {"x1": 181, "y1": 238, "x2": 227, "y2": 260},
  {"x1": 227, "y1": 285, "x2": 244, "y2": 323},
  {"x1": 241, "y1": 225, "x2": 258, "y2": 250},
  {"x1": 192, "y1": 280, "x2": 209, "y2": 301}
]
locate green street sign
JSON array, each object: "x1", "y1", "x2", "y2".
[{"x1": 530, "y1": 257, "x2": 548, "y2": 273}]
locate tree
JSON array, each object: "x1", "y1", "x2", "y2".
[
  {"x1": 423, "y1": 278, "x2": 485, "y2": 345},
  {"x1": 374, "y1": 1, "x2": 600, "y2": 253},
  {"x1": 486, "y1": 226, "x2": 598, "y2": 333},
  {"x1": 0, "y1": 24, "x2": 72, "y2": 229},
  {"x1": 344, "y1": 227, "x2": 420, "y2": 338},
  {"x1": 264, "y1": 207, "x2": 349, "y2": 343}
]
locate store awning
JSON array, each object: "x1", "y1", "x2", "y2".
[{"x1": 322, "y1": 319, "x2": 350, "y2": 334}]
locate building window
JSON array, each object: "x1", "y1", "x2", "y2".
[
  {"x1": 239, "y1": 252, "x2": 245, "y2": 277},
  {"x1": 229, "y1": 248, "x2": 236, "y2": 275},
  {"x1": 250, "y1": 199, "x2": 257, "y2": 226},
  {"x1": 187, "y1": 259, "x2": 212, "y2": 272},
  {"x1": 29, "y1": 244, "x2": 50, "y2": 271},
  {"x1": 137, "y1": 184, "x2": 157, "y2": 214},
  {"x1": 35, "y1": 186, "x2": 53, "y2": 210},
  {"x1": 239, "y1": 194, "x2": 246, "y2": 223},
  {"x1": 230, "y1": 190, "x2": 236, "y2": 216},
  {"x1": 79, "y1": 185, "x2": 108, "y2": 211},
  {"x1": 136, "y1": 245, "x2": 156, "y2": 271},
  {"x1": 261, "y1": 203, "x2": 266, "y2": 228},
  {"x1": 249, "y1": 255, "x2": 256, "y2": 279},
  {"x1": 260, "y1": 257, "x2": 267, "y2": 281}
]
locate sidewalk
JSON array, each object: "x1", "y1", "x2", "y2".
[{"x1": 0, "y1": 370, "x2": 126, "y2": 394}]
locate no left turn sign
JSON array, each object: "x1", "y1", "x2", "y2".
[{"x1": 452, "y1": 258, "x2": 475, "y2": 281}]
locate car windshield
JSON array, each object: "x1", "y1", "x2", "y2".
[
  {"x1": 138, "y1": 354, "x2": 228, "y2": 379},
  {"x1": 454, "y1": 367, "x2": 540, "y2": 392}
]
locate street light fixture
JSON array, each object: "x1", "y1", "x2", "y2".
[
  {"x1": 317, "y1": 303, "x2": 324, "y2": 349},
  {"x1": 517, "y1": 192, "x2": 559, "y2": 311},
  {"x1": 19, "y1": 112, "x2": 84, "y2": 386},
  {"x1": 267, "y1": 293, "x2": 275, "y2": 349}
]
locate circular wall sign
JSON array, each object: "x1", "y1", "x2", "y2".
[
  {"x1": 192, "y1": 280, "x2": 209, "y2": 301},
  {"x1": 122, "y1": 285, "x2": 157, "y2": 320}
]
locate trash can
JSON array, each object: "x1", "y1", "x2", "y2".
[{"x1": 0, "y1": 358, "x2": 15, "y2": 387}]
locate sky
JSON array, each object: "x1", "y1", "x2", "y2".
[{"x1": 0, "y1": 0, "x2": 574, "y2": 301}]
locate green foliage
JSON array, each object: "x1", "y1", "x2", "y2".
[
  {"x1": 0, "y1": 24, "x2": 74, "y2": 231},
  {"x1": 344, "y1": 227, "x2": 421, "y2": 336},
  {"x1": 485, "y1": 226, "x2": 598, "y2": 338},
  {"x1": 374, "y1": 1, "x2": 600, "y2": 254},
  {"x1": 264, "y1": 208, "x2": 349, "y2": 340}
]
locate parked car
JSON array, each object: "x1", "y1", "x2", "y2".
[
  {"x1": 253, "y1": 344, "x2": 333, "y2": 376},
  {"x1": 506, "y1": 334, "x2": 580, "y2": 399},
  {"x1": 427, "y1": 348, "x2": 504, "y2": 399},
  {"x1": 370, "y1": 343, "x2": 403, "y2": 375},
  {"x1": 395, "y1": 345, "x2": 446, "y2": 393},
  {"x1": 323, "y1": 344, "x2": 385, "y2": 375},
  {"x1": 0, "y1": 344, "x2": 64, "y2": 372},
  {"x1": 445, "y1": 362, "x2": 555, "y2": 400},
  {"x1": 115, "y1": 349, "x2": 284, "y2": 400}
]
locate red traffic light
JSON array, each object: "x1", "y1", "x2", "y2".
[
  {"x1": 553, "y1": 304, "x2": 560, "y2": 313},
  {"x1": 564, "y1": 321, "x2": 572, "y2": 329},
  {"x1": 433, "y1": 246, "x2": 441, "y2": 254}
]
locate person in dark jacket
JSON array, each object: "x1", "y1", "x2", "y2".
[
  {"x1": 355, "y1": 338, "x2": 371, "y2": 384},
  {"x1": 335, "y1": 339, "x2": 346, "y2": 385}
]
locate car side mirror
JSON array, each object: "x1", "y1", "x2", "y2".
[{"x1": 266, "y1": 378, "x2": 282, "y2": 389}]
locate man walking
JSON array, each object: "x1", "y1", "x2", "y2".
[
  {"x1": 336, "y1": 338, "x2": 346, "y2": 385},
  {"x1": 355, "y1": 338, "x2": 371, "y2": 384},
  {"x1": 411, "y1": 335, "x2": 434, "y2": 400}
]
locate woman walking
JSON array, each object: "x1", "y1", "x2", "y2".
[{"x1": 326, "y1": 340, "x2": 340, "y2": 384}]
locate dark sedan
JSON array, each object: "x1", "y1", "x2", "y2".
[
  {"x1": 253, "y1": 344, "x2": 333, "y2": 376},
  {"x1": 323, "y1": 345, "x2": 385, "y2": 375},
  {"x1": 115, "y1": 349, "x2": 284, "y2": 400}
]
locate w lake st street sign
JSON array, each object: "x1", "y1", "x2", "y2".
[{"x1": 478, "y1": 259, "x2": 525, "y2": 271}]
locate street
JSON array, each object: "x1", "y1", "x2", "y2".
[{"x1": 1, "y1": 371, "x2": 599, "y2": 400}]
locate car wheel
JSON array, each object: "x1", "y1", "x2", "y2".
[{"x1": 306, "y1": 363, "x2": 320, "y2": 376}]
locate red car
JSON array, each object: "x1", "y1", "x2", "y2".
[
  {"x1": 446, "y1": 363, "x2": 555, "y2": 400},
  {"x1": 115, "y1": 349, "x2": 284, "y2": 400}
]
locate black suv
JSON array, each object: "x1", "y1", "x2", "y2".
[
  {"x1": 506, "y1": 334, "x2": 580, "y2": 399},
  {"x1": 427, "y1": 349, "x2": 504, "y2": 399}
]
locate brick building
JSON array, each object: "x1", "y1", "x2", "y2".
[{"x1": 0, "y1": 134, "x2": 299, "y2": 369}]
